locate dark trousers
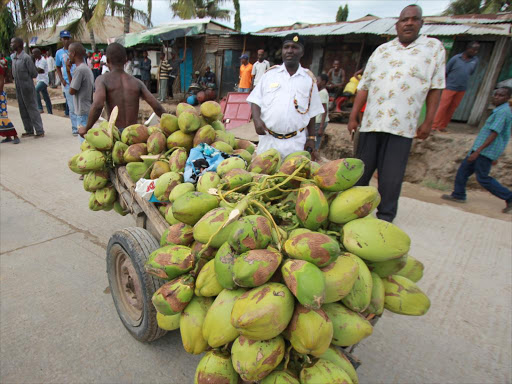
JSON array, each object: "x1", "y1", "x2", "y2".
[
  {"x1": 452, "y1": 153, "x2": 512, "y2": 202},
  {"x1": 92, "y1": 68, "x2": 100, "y2": 80},
  {"x1": 355, "y1": 132, "x2": 413, "y2": 222},
  {"x1": 63, "y1": 92, "x2": 69, "y2": 116},
  {"x1": 168, "y1": 76, "x2": 175, "y2": 98},
  {"x1": 35, "y1": 81, "x2": 52, "y2": 114}
]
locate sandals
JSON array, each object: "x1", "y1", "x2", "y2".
[{"x1": 21, "y1": 132, "x2": 34, "y2": 137}]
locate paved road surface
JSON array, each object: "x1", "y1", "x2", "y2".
[{"x1": 1, "y1": 107, "x2": 511, "y2": 383}]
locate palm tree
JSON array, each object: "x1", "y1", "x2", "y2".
[
  {"x1": 123, "y1": 0, "x2": 152, "y2": 34},
  {"x1": 233, "y1": 0, "x2": 240, "y2": 31},
  {"x1": 0, "y1": 6, "x2": 16, "y2": 53},
  {"x1": 8, "y1": 0, "x2": 41, "y2": 51},
  {"x1": 31, "y1": 0, "x2": 149, "y2": 51},
  {"x1": 170, "y1": 0, "x2": 231, "y2": 21},
  {"x1": 443, "y1": 0, "x2": 510, "y2": 15}
]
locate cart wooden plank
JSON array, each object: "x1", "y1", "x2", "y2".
[{"x1": 111, "y1": 167, "x2": 169, "y2": 239}]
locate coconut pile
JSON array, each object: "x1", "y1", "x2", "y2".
[{"x1": 68, "y1": 101, "x2": 430, "y2": 384}]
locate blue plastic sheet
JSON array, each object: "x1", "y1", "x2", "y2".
[{"x1": 184, "y1": 143, "x2": 231, "y2": 183}]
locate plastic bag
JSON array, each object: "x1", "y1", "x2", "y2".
[
  {"x1": 184, "y1": 143, "x2": 231, "y2": 183},
  {"x1": 135, "y1": 178, "x2": 157, "y2": 201}
]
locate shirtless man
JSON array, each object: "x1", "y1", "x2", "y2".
[{"x1": 79, "y1": 43, "x2": 164, "y2": 137}]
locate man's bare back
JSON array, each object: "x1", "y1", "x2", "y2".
[
  {"x1": 101, "y1": 70, "x2": 147, "y2": 129},
  {"x1": 82, "y1": 67, "x2": 164, "y2": 134}
]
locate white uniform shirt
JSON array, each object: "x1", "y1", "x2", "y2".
[
  {"x1": 357, "y1": 35, "x2": 446, "y2": 138},
  {"x1": 251, "y1": 60, "x2": 270, "y2": 86},
  {"x1": 35, "y1": 57, "x2": 49, "y2": 85},
  {"x1": 101, "y1": 55, "x2": 109, "y2": 74},
  {"x1": 46, "y1": 56, "x2": 56, "y2": 72},
  {"x1": 247, "y1": 63, "x2": 324, "y2": 159}
]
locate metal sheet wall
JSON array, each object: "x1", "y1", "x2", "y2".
[{"x1": 451, "y1": 40, "x2": 494, "y2": 122}]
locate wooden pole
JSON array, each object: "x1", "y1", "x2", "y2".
[
  {"x1": 183, "y1": 36, "x2": 187, "y2": 93},
  {"x1": 468, "y1": 36, "x2": 509, "y2": 126},
  {"x1": 355, "y1": 37, "x2": 366, "y2": 73},
  {"x1": 242, "y1": 35, "x2": 247, "y2": 54}
]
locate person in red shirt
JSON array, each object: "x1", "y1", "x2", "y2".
[
  {"x1": 91, "y1": 49, "x2": 101, "y2": 80},
  {"x1": 238, "y1": 54, "x2": 253, "y2": 93}
]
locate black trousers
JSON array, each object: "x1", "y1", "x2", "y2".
[
  {"x1": 168, "y1": 76, "x2": 175, "y2": 98},
  {"x1": 355, "y1": 132, "x2": 413, "y2": 222}
]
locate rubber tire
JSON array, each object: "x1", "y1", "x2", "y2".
[{"x1": 107, "y1": 227, "x2": 167, "y2": 342}]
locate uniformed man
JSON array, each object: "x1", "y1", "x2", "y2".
[{"x1": 247, "y1": 33, "x2": 324, "y2": 159}]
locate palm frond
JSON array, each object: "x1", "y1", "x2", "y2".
[
  {"x1": 89, "y1": 0, "x2": 109, "y2": 28},
  {"x1": 66, "y1": 16, "x2": 84, "y2": 37},
  {"x1": 30, "y1": 5, "x2": 72, "y2": 32},
  {"x1": 107, "y1": 1, "x2": 152, "y2": 26},
  {"x1": 171, "y1": 0, "x2": 197, "y2": 19}
]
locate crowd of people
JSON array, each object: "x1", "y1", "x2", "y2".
[{"x1": 1, "y1": 4, "x2": 510, "y2": 216}]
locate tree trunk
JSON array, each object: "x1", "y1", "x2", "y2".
[
  {"x1": 18, "y1": 0, "x2": 29, "y2": 52},
  {"x1": 123, "y1": 0, "x2": 130, "y2": 34},
  {"x1": 88, "y1": 26, "x2": 96, "y2": 53}
]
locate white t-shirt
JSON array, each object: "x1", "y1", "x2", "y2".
[
  {"x1": 251, "y1": 60, "x2": 270, "y2": 86},
  {"x1": 35, "y1": 57, "x2": 49, "y2": 85},
  {"x1": 46, "y1": 56, "x2": 56, "y2": 72},
  {"x1": 101, "y1": 55, "x2": 109, "y2": 74},
  {"x1": 315, "y1": 88, "x2": 329, "y2": 124}
]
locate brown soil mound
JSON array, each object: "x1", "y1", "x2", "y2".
[{"x1": 321, "y1": 123, "x2": 512, "y2": 191}]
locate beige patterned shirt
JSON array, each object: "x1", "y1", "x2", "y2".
[{"x1": 358, "y1": 35, "x2": 446, "y2": 138}]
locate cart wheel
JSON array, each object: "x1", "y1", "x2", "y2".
[{"x1": 107, "y1": 227, "x2": 167, "y2": 342}]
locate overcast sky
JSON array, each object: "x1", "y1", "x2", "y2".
[{"x1": 133, "y1": 0, "x2": 453, "y2": 32}]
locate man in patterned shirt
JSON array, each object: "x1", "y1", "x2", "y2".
[
  {"x1": 347, "y1": 4, "x2": 445, "y2": 222},
  {"x1": 442, "y1": 87, "x2": 512, "y2": 213}
]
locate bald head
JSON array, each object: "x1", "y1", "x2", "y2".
[
  {"x1": 69, "y1": 42, "x2": 85, "y2": 58},
  {"x1": 106, "y1": 43, "x2": 127, "y2": 66}
]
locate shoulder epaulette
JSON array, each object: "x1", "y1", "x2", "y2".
[
  {"x1": 305, "y1": 69, "x2": 317, "y2": 83},
  {"x1": 265, "y1": 65, "x2": 280, "y2": 73}
]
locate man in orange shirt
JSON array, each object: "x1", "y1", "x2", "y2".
[{"x1": 238, "y1": 54, "x2": 253, "y2": 93}]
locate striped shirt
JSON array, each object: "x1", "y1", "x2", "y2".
[
  {"x1": 159, "y1": 60, "x2": 172, "y2": 80},
  {"x1": 471, "y1": 103, "x2": 512, "y2": 160}
]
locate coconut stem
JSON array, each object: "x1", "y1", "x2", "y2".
[
  {"x1": 140, "y1": 148, "x2": 175, "y2": 180},
  {"x1": 283, "y1": 344, "x2": 293, "y2": 370},
  {"x1": 255, "y1": 162, "x2": 308, "y2": 197},
  {"x1": 196, "y1": 197, "x2": 250, "y2": 260},
  {"x1": 250, "y1": 199, "x2": 282, "y2": 250}
]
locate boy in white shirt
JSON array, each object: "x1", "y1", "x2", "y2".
[
  {"x1": 33, "y1": 48, "x2": 53, "y2": 114},
  {"x1": 315, "y1": 74, "x2": 329, "y2": 150},
  {"x1": 46, "y1": 52, "x2": 56, "y2": 87}
]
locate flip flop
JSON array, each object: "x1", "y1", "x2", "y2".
[{"x1": 1, "y1": 137, "x2": 13, "y2": 143}]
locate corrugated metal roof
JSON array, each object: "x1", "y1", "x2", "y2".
[
  {"x1": 251, "y1": 17, "x2": 511, "y2": 37},
  {"x1": 466, "y1": 24, "x2": 511, "y2": 34},
  {"x1": 420, "y1": 24, "x2": 471, "y2": 35},
  {"x1": 355, "y1": 18, "x2": 397, "y2": 34},
  {"x1": 424, "y1": 14, "x2": 512, "y2": 24}
]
